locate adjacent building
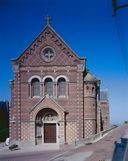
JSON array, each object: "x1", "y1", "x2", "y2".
[{"x1": 0, "y1": 101, "x2": 9, "y2": 142}]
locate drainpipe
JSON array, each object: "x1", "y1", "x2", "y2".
[{"x1": 64, "y1": 111, "x2": 68, "y2": 144}]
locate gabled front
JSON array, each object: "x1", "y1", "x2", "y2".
[
  {"x1": 9, "y1": 18, "x2": 106, "y2": 148},
  {"x1": 12, "y1": 24, "x2": 85, "y2": 67}
]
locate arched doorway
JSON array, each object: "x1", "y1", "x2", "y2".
[{"x1": 35, "y1": 108, "x2": 59, "y2": 145}]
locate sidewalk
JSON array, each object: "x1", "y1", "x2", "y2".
[
  {"x1": 0, "y1": 143, "x2": 72, "y2": 155},
  {"x1": 0, "y1": 142, "x2": 75, "y2": 161}
]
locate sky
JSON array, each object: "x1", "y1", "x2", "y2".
[{"x1": 0, "y1": 0, "x2": 128, "y2": 125}]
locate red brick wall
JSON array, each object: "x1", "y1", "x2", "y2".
[{"x1": 9, "y1": 25, "x2": 109, "y2": 144}]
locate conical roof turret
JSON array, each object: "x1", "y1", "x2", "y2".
[{"x1": 84, "y1": 71, "x2": 97, "y2": 82}]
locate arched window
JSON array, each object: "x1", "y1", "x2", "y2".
[
  {"x1": 45, "y1": 78, "x2": 53, "y2": 96},
  {"x1": 92, "y1": 87, "x2": 95, "y2": 94},
  {"x1": 58, "y1": 78, "x2": 66, "y2": 96},
  {"x1": 86, "y1": 86, "x2": 89, "y2": 90},
  {"x1": 31, "y1": 78, "x2": 40, "y2": 97}
]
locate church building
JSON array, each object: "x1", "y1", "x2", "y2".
[{"x1": 9, "y1": 17, "x2": 109, "y2": 146}]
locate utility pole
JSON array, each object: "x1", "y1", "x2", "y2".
[{"x1": 112, "y1": 0, "x2": 128, "y2": 16}]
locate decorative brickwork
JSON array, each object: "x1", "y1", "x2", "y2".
[
  {"x1": 21, "y1": 122, "x2": 30, "y2": 141},
  {"x1": 66, "y1": 122, "x2": 78, "y2": 143},
  {"x1": 84, "y1": 119, "x2": 96, "y2": 138},
  {"x1": 9, "y1": 20, "x2": 109, "y2": 146}
]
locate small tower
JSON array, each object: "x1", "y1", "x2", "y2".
[
  {"x1": 99, "y1": 90, "x2": 110, "y2": 130},
  {"x1": 83, "y1": 71, "x2": 100, "y2": 138}
]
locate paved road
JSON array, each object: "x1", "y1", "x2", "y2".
[
  {"x1": 0, "y1": 150, "x2": 67, "y2": 161},
  {"x1": 0, "y1": 124, "x2": 127, "y2": 161},
  {"x1": 51, "y1": 124, "x2": 128, "y2": 161},
  {"x1": 86, "y1": 124, "x2": 127, "y2": 161}
]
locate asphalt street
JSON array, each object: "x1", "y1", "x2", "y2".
[{"x1": 0, "y1": 150, "x2": 65, "y2": 161}]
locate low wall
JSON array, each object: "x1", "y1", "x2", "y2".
[{"x1": 74, "y1": 125, "x2": 117, "y2": 146}]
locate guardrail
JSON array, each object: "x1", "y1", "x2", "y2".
[
  {"x1": 112, "y1": 137, "x2": 128, "y2": 161},
  {"x1": 74, "y1": 125, "x2": 118, "y2": 146}
]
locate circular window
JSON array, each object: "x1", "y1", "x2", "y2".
[{"x1": 41, "y1": 47, "x2": 55, "y2": 62}]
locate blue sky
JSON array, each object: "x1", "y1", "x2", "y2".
[{"x1": 0, "y1": 0, "x2": 128, "y2": 124}]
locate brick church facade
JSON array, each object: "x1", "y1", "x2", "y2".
[{"x1": 9, "y1": 17, "x2": 109, "y2": 146}]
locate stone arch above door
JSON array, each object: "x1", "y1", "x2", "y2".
[
  {"x1": 30, "y1": 96, "x2": 66, "y2": 122},
  {"x1": 35, "y1": 108, "x2": 59, "y2": 124},
  {"x1": 29, "y1": 96, "x2": 66, "y2": 145}
]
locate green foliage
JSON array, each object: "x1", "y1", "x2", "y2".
[
  {"x1": 0, "y1": 128, "x2": 9, "y2": 142},
  {"x1": 0, "y1": 102, "x2": 9, "y2": 143}
]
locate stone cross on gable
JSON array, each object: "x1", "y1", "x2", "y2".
[{"x1": 45, "y1": 16, "x2": 52, "y2": 25}]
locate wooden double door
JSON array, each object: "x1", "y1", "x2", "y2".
[{"x1": 44, "y1": 123, "x2": 56, "y2": 143}]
